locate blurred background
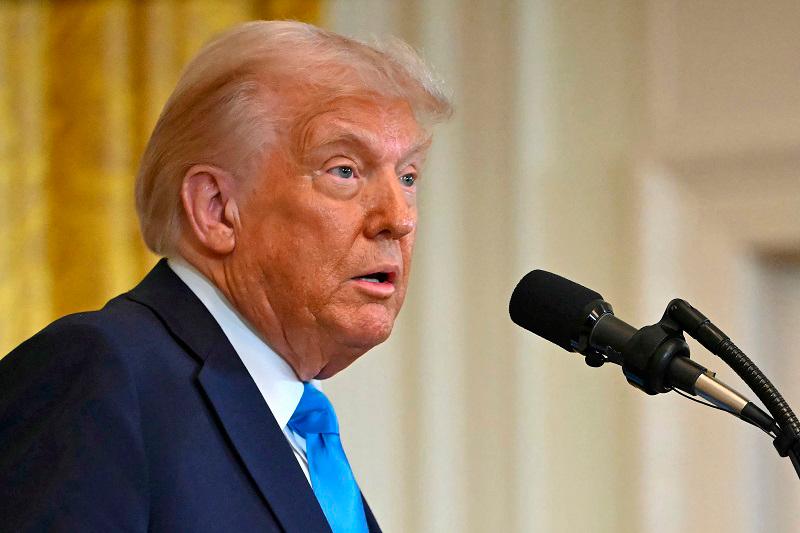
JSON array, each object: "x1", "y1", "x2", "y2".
[{"x1": 1, "y1": 1, "x2": 799, "y2": 531}]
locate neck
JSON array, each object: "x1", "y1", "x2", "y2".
[{"x1": 172, "y1": 245, "x2": 334, "y2": 381}]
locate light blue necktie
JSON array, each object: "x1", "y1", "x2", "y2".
[{"x1": 288, "y1": 382, "x2": 369, "y2": 533}]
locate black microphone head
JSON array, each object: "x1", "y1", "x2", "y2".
[{"x1": 509, "y1": 270, "x2": 604, "y2": 352}]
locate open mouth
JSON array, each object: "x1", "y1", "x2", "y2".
[{"x1": 353, "y1": 271, "x2": 395, "y2": 284}]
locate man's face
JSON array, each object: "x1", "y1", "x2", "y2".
[{"x1": 227, "y1": 96, "x2": 429, "y2": 379}]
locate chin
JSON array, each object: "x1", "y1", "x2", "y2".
[
  {"x1": 314, "y1": 348, "x2": 364, "y2": 379},
  {"x1": 315, "y1": 317, "x2": 394, "y2": 380},
  {"x1": 350, "y1": 315, "x2": 394, "y2": 349},
  {"x1": 339, "y1": 306, "x2": 396, "y2": 346}
]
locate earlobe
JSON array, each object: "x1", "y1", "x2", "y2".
[{"x1": 180, "y1": 165, "x2": 238, "y2": 255}]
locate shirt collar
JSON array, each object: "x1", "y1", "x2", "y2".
[{"x1": 167, "y1": 257, "x2": 304, "y2": 430}]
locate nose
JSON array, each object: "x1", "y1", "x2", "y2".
[{"x1": 363, "y1": 169, "x2": 416, "y2": 240}]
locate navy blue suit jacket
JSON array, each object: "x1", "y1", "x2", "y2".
[{"x1": 0, "y1": 260, "x2": 381, "y2": 532}]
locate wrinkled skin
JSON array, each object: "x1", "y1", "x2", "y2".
[{"x1": 185, "y1": 96, "x2": 430, "y2": 380}]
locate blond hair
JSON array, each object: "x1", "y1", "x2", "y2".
[{"x1": 135, "y1": 20, "x2": 452, "y2": 255}]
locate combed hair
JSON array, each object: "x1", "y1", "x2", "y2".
[{"x1": 135, "y1": 20, "x2": 452, "y2": 256}]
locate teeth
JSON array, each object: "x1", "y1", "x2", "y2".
[{"x1": 361, "y1": 277, "x2": 380, "y2": 283}]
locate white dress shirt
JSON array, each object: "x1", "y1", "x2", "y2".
[{"x1": 167, "y1": 257, "x2": 312, "y2": 483}]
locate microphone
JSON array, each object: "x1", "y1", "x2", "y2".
[
  {"x1": 509, "y1": 269, "x2": 776, "y2": 433},
  {"x1": 508, "y1": 269, "x2": 632, "y2": 358}
]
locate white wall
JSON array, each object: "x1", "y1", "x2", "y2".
[{"x1": 323, "y1": 1, "x2": 800, "y2": 531}]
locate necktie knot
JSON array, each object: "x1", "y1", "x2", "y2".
[{"x1": 288, "y1": 382, "x2": 339, "y2": 436}]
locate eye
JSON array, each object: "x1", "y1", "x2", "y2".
[
  {"x1": 329, "y1": 165, "x2": 355, "y2": 179},
  {"x1": 399, "y1": 173, "x2": 416, "y2": 187}
]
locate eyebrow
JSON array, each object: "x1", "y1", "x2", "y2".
[{"x1": 307, "y1": 130, "x2": 432, "y2": 167}]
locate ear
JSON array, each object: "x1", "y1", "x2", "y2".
[{"x1": 179, "y1": 165, "x2": 240, "y2": 255}]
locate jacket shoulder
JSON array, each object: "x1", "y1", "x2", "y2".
[
  {"x1": 2, "y1": 294, "x2": 187, "y2": 381},
  {"x1": 0, "y1": 297, "x2": 156, "y2": 530}
]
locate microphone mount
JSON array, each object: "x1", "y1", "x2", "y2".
[
  {"x1": 667, "y1": 299, "x2": 800, "y2": 481},
  {"x1": 577, "y1": 297, "x2": 800, "y2": 480}
]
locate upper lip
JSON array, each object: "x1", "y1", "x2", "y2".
[{"x1": 351, "y1": 264, "x2": 400, "y2": 284}]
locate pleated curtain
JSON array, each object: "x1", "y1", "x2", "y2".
[{"x1": 0, "y1": 1, "x2": 320, "y2": 354}]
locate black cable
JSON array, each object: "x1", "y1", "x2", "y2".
[
  {"x1": 672, "y1": 387, "x2": 728, "y2": 413},
  {"x1": 667, "y1": 299, "x2": 799, "y2": 439},
  {"x1": 671, "y1": 388, "x2": 777, "y2": 438},
  {"x1": 665, "y1": 300, "x2": 797, "y2": 477}
]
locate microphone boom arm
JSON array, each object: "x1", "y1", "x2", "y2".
[
  {"x1": 667, "y1": 299, "x2": 800, "y2": 480},
  {"x1": 581, "y1": 297, "x2": 800, "y2": 480}
]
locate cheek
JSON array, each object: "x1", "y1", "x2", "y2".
[
  {"x1": 249, "y1": 215, "x2": 360, "y2": 314},
  {"x1": 400, "y1": 232, "x2": 416, "y2": 273},
  {"x1": 246, "y1": 195, "x2": 353, "y2": 269}
]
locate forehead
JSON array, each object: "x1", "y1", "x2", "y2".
[{"x1": 294, "y1": 96, "x2": 429, "y2": 159}]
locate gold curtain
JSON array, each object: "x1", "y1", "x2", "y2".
[{"x1": 0, "y1": 0, "x2": 321, "y2": 355}]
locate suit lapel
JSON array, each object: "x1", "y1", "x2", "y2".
[
  {"x1": 127, "y1": 260, "x2": 331, "y2": 532},
  {"x1": 198, "y1": 340, "x2": 331, "y2": 532},
  {"x1": 362, "y1": 495, "x2": 382, "y2": 533}
]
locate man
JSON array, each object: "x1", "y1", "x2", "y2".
[{"x1": 0, "y1": 21, "x2": 451, "y2": 532}]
